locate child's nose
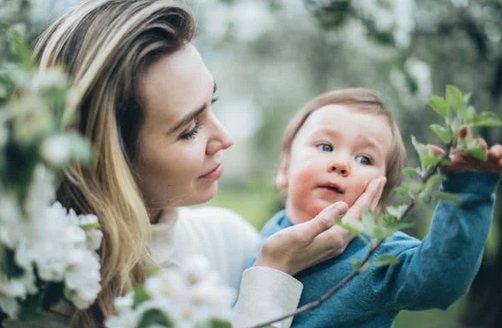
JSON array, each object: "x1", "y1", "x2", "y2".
[{"x1": 327, "y1": 159, "x2": 350, "y2": 177}]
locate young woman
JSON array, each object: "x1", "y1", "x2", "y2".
[{"x1": 28, "y1": 0, "x2": 385, "y2": 327}]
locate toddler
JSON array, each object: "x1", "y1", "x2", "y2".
[{"x1": 250, "y1": 88, "x2": 502, "y2": 328}]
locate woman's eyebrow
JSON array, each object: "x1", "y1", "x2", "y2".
[
  {"x1": 168, "y1": 82, "x2": 216, "y2": 134},
  {"x1": 168, "y1": 105, "x2": 206, "y2": 134}
]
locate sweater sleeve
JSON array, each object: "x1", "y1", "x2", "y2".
[
  {"x1": 232, "y1": 211, "x2": 302, "y2": 328},
  {"x1": 232, "y1": 266, "x2": 303, "y2": 328},
  {"x1": 371, "y1": 171, "x2": 500, "y2": 311}
]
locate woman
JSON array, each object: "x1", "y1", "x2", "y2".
[{"x1": 31, "y1": 0, "x2": 385, "y2": 327}]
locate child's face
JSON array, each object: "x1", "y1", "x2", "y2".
[{"x1": 277, "y1": 105, "x2": 393, "y2": 224}]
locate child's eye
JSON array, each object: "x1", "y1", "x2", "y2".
[
  {"x1": 317, "y1": 143, "x2": 333, "y2": 152},
  {"x1": 355, "y1": 155, "x2": 372, "y2": 165},
  {"x1": 180, "y1": 119, "x2": 202, "y2": 140}
]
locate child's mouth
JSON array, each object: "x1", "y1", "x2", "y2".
[{"x1": 319, "y1": 183, "x2": 345, "y2": 194}]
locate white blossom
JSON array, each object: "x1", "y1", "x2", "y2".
[
  {"x1": 40, "y1": 135, "x2": 73, "y2": 166},
  {"x1": 64, "y1": 248, "x2": 102, "y2": 309},
  {"x1": 106, "y1": 255, "x2": 235, "y2": 328}
]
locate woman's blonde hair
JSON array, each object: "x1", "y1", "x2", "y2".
[
  {"x1": 35, "y1": 0, "x2": 195, "y2": 326},
  {"x1": 279, "y1": 88, "x2": 406, "y2": 207}
]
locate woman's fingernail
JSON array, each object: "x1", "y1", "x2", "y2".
[{"x1": 333, "y1": 202, "x2": 348, "y2": 214}]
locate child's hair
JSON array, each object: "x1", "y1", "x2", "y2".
[{"x1": 278, "y1": 88, "x2": 406, "y2": 207}]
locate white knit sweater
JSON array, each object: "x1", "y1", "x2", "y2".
[{"x1": 150, "y1": 206, "x2": 303, "y2": 328}]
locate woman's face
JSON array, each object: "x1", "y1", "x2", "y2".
[{"x1": 134, "y1": 43, "x2": 232, "y2": 217}]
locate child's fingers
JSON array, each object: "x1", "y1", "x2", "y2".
[
  {"x1": 488, "y1": 144, "x2": 502, "y2": 170},
  {"x1": 426, "y1": 144, "x2": 445, "y2": 156}
]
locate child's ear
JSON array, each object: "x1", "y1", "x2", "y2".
[{"x1": 275, "y1": 160, "x2": 289, "y2": 189}]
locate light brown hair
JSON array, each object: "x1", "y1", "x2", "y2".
[
  {"x1": 278, "y1": 88, "x2": 406, "y2": 206},
  {"x1": 35, "y1": 0, "x2": 195, "y2": 326}
]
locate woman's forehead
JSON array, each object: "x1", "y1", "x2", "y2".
[{"x1": 137, "y1": 44, "x2": 214, "y2": 126}]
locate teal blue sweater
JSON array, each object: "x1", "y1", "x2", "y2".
[{"x1": 252, "y1": 171, "x2": 500, "y2": 328}]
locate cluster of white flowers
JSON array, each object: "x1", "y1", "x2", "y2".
[
  {"x1": 0, "y1": 165, "x2": 102, "y2": 318},
  {"x1": 106, "y1": 255, "x2": 235, "y2": 328},
  {"x1": 352, "y1": 0, "x2": 416, "y2": 48}
]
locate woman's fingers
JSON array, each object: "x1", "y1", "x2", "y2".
[
  {"x1": 342, "y1": 176, "x2": 386, "y2": 224},
  {"x1": 301, "y1": 202, "x2": 348, "y2": 238}
]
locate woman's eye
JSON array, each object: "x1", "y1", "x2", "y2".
[
  {"x1": 318, "y1": 143, "x2": 333, "y2": 152},
  {"x1": 180, "y1": 119, "x2": 202, "y2": 140},
  {"x1": 355, "y1": 155, "x2": 372, "y2": 165}
]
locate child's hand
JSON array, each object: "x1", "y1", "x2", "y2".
[
  {"x1": 427, "y1": 126, "x2": 502, "y2": 174},
  {"x1": 254, "y1": 176, "x2": 387, "y2": 276}
]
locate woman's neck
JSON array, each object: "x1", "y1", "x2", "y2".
[{"x1": 149, "y1": 207, "x2": 178, "y2": 224}]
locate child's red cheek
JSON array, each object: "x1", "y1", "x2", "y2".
[{"x1": 295, "y1": 169, "x2": 318, "y2": 184}]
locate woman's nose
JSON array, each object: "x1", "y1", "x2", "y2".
[
  {"x1": 328, "y1": 158, "x2": 350, "y2": 177},
  {"x1": 206, "y1": 117, "x2": 233, "y2": 155}
]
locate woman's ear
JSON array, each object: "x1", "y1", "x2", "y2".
[{"x1": 275, "y1": 159, "x2": 289, "y2": 189}]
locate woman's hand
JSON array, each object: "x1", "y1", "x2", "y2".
[{"x1": 254, "y1": 176, "x2": 387, "y2": 276}]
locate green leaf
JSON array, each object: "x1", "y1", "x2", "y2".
[
  {"x1": 386, "y1": 204, "x2": 409, "y2": 219},
  {"x1": 211, "y1": 319, "x2": 233, "y2": 328},
  {"x1": 79, "y1": 223, "x2": 101, "y2": 232},
  {"x1": 8, "y1": 30, "x2": 36, "y2": 71},
  {"x1": 362, "y1": 206, "x2": 376, "y2": 228},
  {"x1": 394, "y1": 186, "x2": 409, "y2": 197},
  {"x1": 461, "y1": 106, "x2": 477, "y2": 124},
  {"x1": 428, "y1": 95, "x2": 450, "y2": 117},
  {"x1": 373, "y1": 254, "x2": 400, "y2": 267},
  {"x1": 403, "y1": 167, "x2": 420, "y2": 178},
  {"x1": 138, "y1": 309, "x2": 172, "y2": 328},
  {"x1": 372, "y1": 226, "x2": 390, "y2": 242},
  {"x1": 421, "y1": 149, "x2": 444, "y2": 168},
  {"x1": 429, "y1": 124, "x2": 452, "y2": 143},
  {"x1": 419, "y1": 174, "x2": 445, "y2": 199},
  {"x1": 337, "y1": 221, "x2": 363, "y2": 236},
  {"x1": 472, "y1": 111, "x2": 502, "y2": 127},
  {"x1": 432, "y1": 191, "x2": 462, "y2": 205},
  {"x1": 445, "y1": 85, "x2": 464, "y2": 113},
  {"x1": 133, "y1": 287, "x2": 150, "y2": 308},
  {"x1": 350, "y1": 258, "x2": 367, "y2": 272},
  {"x1": 467, "y1": 146, "x2": 488, "y2": 161},
  {"x1": 384, "y1": 220, "x2": 414, "y2": 232}
]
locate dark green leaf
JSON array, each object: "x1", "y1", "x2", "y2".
[
  {"x1": 133, "y1": 287, "x2": 150, "y2": 308},
  {"x1": 41, "y1": 283, "x2": 65, "y2": 310},
  {"x1": 211, "y1": 319, "x2": 233, "y2": 328},
  {"x1": 138, "y1": 309, "x2": 172, "y2": 328},
  {"x1": 428, "y1": 95, "x2": 449, "y2": 117}
]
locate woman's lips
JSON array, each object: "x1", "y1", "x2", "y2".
[{"x1": 200, "y1": 164, "x2": 222, "y2": 180}]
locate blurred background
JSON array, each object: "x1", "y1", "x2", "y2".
[{"x1": 1, "y1": 0, "x2": 501, "y2": 327}]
